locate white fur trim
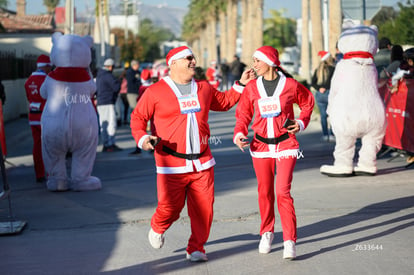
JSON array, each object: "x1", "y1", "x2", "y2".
[
  {"x1": 168, "y1": 49, "x2": 193, "y2": 66},
  {"x1": 138, "y1": 134, "x2": 150, "y2": 149},
  {"x1": 253, "y1": 50, "x2": 277, "y2": 67},
  {"x1": 250, "y1": 149, "x2": 301, "y2": 159},
  {"x1": 321, "y1": 52, "x2": 331, "y2": 61},
  {"x1": 232, "y1": 82, "x2": 244, "y2": 93},
  {"x1": 234, "y1": 132, "x2": 244, "y2": 144}
]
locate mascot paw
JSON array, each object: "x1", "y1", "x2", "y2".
[
  {"x1": 71, "y1": 176, "x2": 102, "y2": 191},
  {"x1": 354, "y1": 166, "x2": 377, "y2": 176},
  {"x1": 320, "y1": 165, "x2": 354, "y2": 177},
  {"x1": 47, "y1": 179, "x2": 69, "y2": 192}
]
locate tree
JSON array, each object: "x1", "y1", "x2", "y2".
[
  {"x1": 375, "y1": 1, "x2": 414, "y2": 45},
  {"x1": 0, "y1": 0, "x2": 8, "y2": 8},
  {"x1": 263, "y1": 9, "x2": 297, "y2": 50},
  {"x1": 43, "y1": 0, "x2": 60, "y2": 15}
]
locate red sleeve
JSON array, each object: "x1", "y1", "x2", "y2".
[
  {"x1": 234, "y1": 82, "x2": 255, "y2": 139},
  {"x1": 209, "y1": 85, "x2": 241, "y2": 112}
]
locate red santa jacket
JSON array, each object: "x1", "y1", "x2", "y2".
[
  {"x1": 234, "y1": 73, "x2": 314, "y2": 159},
  {"x1": 24, "y1": 70, "x2": 48, "y2": 125},
  {"x1": 131, "y1": 76, "x2": 244, "y2": 174}
]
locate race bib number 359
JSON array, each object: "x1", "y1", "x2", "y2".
[{"x1": 258, "y1": 97, "x2": 281, "y2": 118}]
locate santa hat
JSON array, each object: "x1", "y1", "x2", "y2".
[
  {"x1": 166, "y1": 46, "x2": 193, "y2": 66},
  {"x1": 318, "y1": 51, "x2": 331, "y2": 61},
  {"x1": 37, "y1": 54, "x2": 51, "y2": 68},
  {"x1": 253, "y1": 46, "x2": 280, "y2": 67}
]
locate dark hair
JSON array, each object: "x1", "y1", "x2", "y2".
[
  {"x1": 404, "y1": 48, "x2": 414, "y2": 61},
  {"x1": 390, "y1": 45, "x2": 404, "y2": 62},
  {"x1": 276, "y1": 66, "x2": 293, "y2": 78},
  {"x1": 379, "y1": 37, "x2": 391, "y2": 49},
  {"x1": 194, "y1": 66, "x2": 206, "y2": 80}
]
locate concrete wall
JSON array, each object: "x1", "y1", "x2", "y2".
[{"x1": 3, "y1": 79, "x2": 29, "y2": 122}]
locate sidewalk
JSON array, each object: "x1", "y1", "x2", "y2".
[{"x1": 1, "y1": 112, "x2": 413, "y2": 275}]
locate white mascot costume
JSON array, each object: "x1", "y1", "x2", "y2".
[
  {"x1": 40, "y1": 32, "x2": 101, "y2": 191},
  {"x1": 320, "y1": 23, "x2": 386, "y2": 177}
]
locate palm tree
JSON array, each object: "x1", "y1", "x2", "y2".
[
  {"x1": 310, "y1": 0, "x2": 323, "y2": 71},
  {"x1": 329, "y1": 0, "x2": 342, "y2": 56},
  {"x1": 43, "y1": 0, "x2": 60, "y2": 15},
  {"x1": 301, "y1": 0, "x2": 311, "y2": 82}
]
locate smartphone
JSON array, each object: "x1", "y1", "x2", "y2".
[
  {"x1": 283, "y1": 118, "x2": 295, "y2": 128},
  {"x1": 150, "y1": 137, "x2": 161, "y2": 146}
]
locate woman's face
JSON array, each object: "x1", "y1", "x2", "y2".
[{"x1": 253, "y1": 58, "x2": 272, "y2": 76}]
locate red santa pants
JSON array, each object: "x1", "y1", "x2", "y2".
[
  {"x1": 151, "y1": 167, "x2": 214, "y2": 254},
  {"x1": 252, "y1": 156, "x2": 297, "y2": 242},
  {"x1": 30, "y1": 124, "x2": 45, "y2": 179}
]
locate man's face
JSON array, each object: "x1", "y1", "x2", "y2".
[{"x1": 172, "y1": 55, "x2": 196, "y2": 78}]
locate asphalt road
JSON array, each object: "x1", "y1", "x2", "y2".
[{"x1": 0, "y1": 108, "x2": 413, "y2": 275}]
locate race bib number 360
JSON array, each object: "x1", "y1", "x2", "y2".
[
  {"x1": 178, "y1": 94, "x2": 201, "y2": 114},
  {"x1": 258, "y1": 97, "x2": 281, "y2": 118}
]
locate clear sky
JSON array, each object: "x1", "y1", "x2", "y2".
[{"x1": 8, "y1": 0, "x2": 402, "y2": 19}]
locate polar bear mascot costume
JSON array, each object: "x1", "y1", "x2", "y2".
[
  {"x1": 40, "y1": 32, "x2": 101, "y2": 191},
  {"x1": 320, "y1": 22, "x2": 386, "y2": 177}
]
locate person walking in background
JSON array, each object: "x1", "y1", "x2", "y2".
[
  {"x1": 24, "y1": 54, "x2": 53, "y2": 183},
  {"x1": 126, "y1": 60, "x2": 142, "y2": 155},
  {"x1": 126, "y1": 60, "x2": 141, "y2": 110},
  {"x1": 96, "y1": 58, "x2": 122, "y2": 152},
  {"x1": 311, "y1": 51, "x2": 336, "y2": 142},
  {"x1": 118, "y1": 63, "x2": 130, "y2": 126},
  {"x1": 233, "y1": 46, "x2": 314, "y2": 260},
  {"x1": 130, "y1": 46, "x2": 254, "y2": 262},
  {"x1": 229, "y1": 55, "x2": 246, "y2": 85}
]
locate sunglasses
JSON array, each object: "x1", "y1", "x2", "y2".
[{"x1": 184, "y1": 55, "x2": 195, "y2": 61}]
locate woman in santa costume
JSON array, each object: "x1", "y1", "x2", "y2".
[
  {"x1": 234, "y1": 46, "x2": 314, "y2": 259},
  {"x1": 130, "y1": 46, "x2": 254, "y2": 262}
]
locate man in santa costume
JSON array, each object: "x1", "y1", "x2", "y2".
[
  {"x1": 234, "y1": 46, "x2": 314, "y2": 259},
  {"x1": 130, "y1": 46, "x2": 254, "y2": 262},
  {"x1": 24, "y1": 54, "x2": 53, "y2": 183}
]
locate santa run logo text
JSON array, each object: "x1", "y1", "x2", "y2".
[
  {"x1": 201, "y1": 135, "x2": 222, "y2": 145},
  {"x1": 64, "y1": 90, "x2": 92, "y2": 106}
]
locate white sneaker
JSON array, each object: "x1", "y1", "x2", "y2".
[
  {"x1": 186, "y1": 251, "x2": 208, "y2": 262},
  {"x1": 258, "y1": 232, "x2": 274, "y2": 254},
  {"x1": 148, "y1": 228, "x2": 164, "y2": 249},
  {"x1": 283, "y1": 240, "x2": 296, "y2": 259}
]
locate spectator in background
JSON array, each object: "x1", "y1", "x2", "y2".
[
  {"x1": 220, "y1": 59, "x2": 230, "y2": 90},
  {"x1": 118, "y1": 63, "x2": 130, "y2": 125},
  {"x1": 311, "y1": 51, "x2": 336, "y2": 142},
  {"x1": 380, "y1": 44, "x2": 404, "y2": 80},
  {"x1": 24, "y1": 54, "x2": 53, "y2": 183},
  {"x1": 229, "y1": 55, "x2": 246, "y2": 85},
  {"x1": 194, "y1": 66, "x2": 206, "y2": 80},
  {"x1": 126, "y1": 60, "x2": 142, "y2": 111},
  {"x1": 374, "y1": 37, "x2": 392, "y2": 78},
  {"x1": 96, "y1": 58, "x2": 122, "y2": 152},
  {"x1": 206, "y1": 60, "x2": 221, "y2": 89},
  {"x1": 126, "y1": 60, "x2": 142, "y2": 155}
]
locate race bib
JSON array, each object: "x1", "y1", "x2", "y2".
[
  {"x1": 178, "y1": 94, "x2": 201, "y2": 114},
  {"x1": 258, "y1": 97, "x2": 281, "y2": 118},
  {"x1": 29, "y1": 102, "x2": 41, "y2": 112}
]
